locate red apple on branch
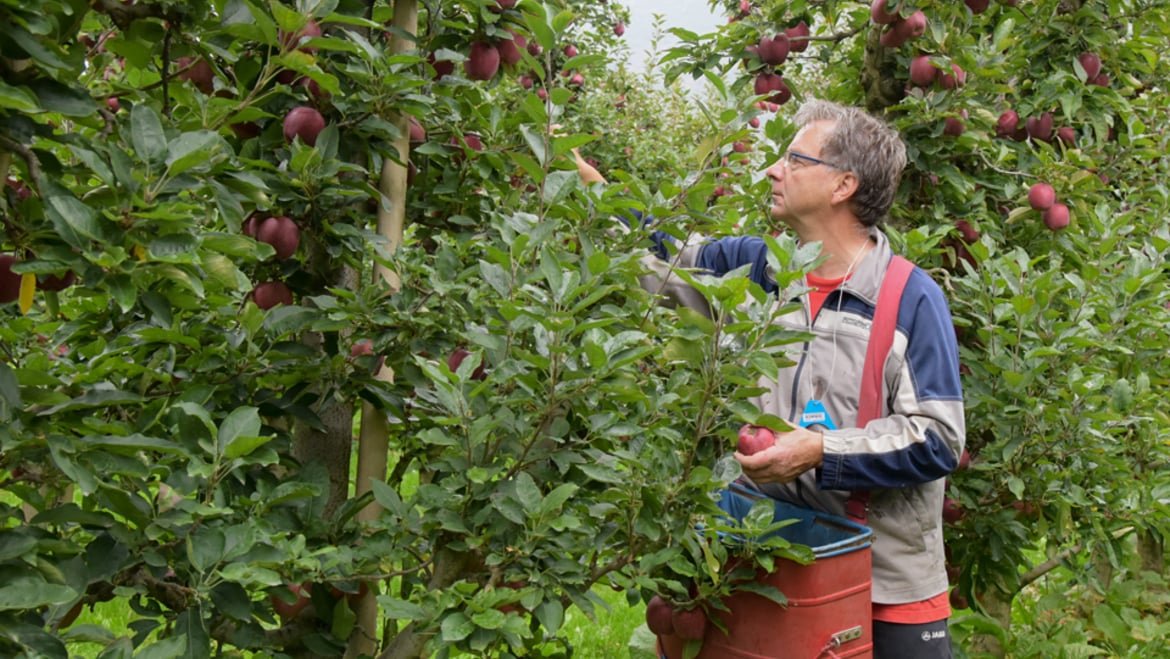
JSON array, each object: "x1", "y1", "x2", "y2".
[
  {"x1": 645, "y1": 595, "x2": 675, "y2": 635},
  {"x1": 283, "y1": 106, "x2": 326, "y2": 146},
  {"x1": 256, "y1": 216, "x2": 300, "y2": 260},
  {"x1": 671, "y1": 607, "x2": 708, "y2": 641},
  {"x1": 0, "y1": 254, "x2": 22, "y2": 304},
  {"x1": 1027, "y1": 183, "x2": 1056, "y2": 211},
  {"x1": 465, "y1": 41, "x2": 501, "y2": 81},
  {"x1": 252, "y1": 281, "x2": 294, "y2": 309}
]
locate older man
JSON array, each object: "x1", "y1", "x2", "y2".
[{"x1": 580, "y1": 99, "x2": 966, "y2": 657}]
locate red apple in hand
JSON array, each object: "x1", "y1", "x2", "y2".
[{"x1": 737, "y1": 425, "x2": 775, "y2": 456}]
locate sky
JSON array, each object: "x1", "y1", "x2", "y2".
[{"x1": 622, "y1": 1, "x2": 722, "y2": 72}]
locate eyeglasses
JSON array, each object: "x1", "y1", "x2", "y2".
[{"x1": 781, "y1": 150, "x2": 846, "y2": 171}]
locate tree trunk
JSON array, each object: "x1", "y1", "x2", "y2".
[
  {"x1": 969, "y1": 587, "x2": 1012, "y2": 657},
  {"x1": 346, "y1": 1, "x2": 418, "y2": 657},
  {"x1": 859, "y1": 27, "x2": 905, "y2": 113},
  {"x1": 1137, "y1": 528, "x2": 1165, "y2": 575}
]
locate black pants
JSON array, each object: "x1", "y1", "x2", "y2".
[{"x1": 873, "y1": 619, "x2": 953, "y2": 659}]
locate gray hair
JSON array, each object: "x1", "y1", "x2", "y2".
[{"x1": 794, "y1": 99, "x2": 907, "y2": 227}]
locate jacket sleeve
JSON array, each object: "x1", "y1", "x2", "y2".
[
  {"x1": 817, "y1": 270, "x2": 966, "y2": 490},
  {"x1": 638, "y1": 231, "x2": 776, "y2": 314}
]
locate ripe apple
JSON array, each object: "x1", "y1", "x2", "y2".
[
  {"x1": 497, "y1": 31, "x2": 525, "y2": 67},
  {"x1": 40, "y1": 270, "x2": 77, "y2": 292},
  {"x1": 447, "y1": 348, "x2": 487, "y2": 380},
  {"x1": 429, "y1": 54, "x2": 455, "y2": 80},
  {"x1": 942, "y1": 497, "x2": 965, "y2": 524},
  {"x1": 937, "y1": 63, "x2": 966, "y2": 89},
  {"x1": 242, "y1": 211, "x2": 264, "y2": 237},
  {"x1": 283, "y1": 106, "x2": 326, "y2": 146},
  {"x1": 943, "y1": 116, "x2": 964, "y2": 137},
  {"x1": 757, "y1": 34, "x2": 790, "y2": 66},
  {"x1": 1077, "y1": 52, "x2": 1102, "y2": 81},
  {"x1": 1089, "y1": 73, "x2": 1109, "y2": 87},
  {"x1": 1042, "y1": 203, "x2": 1070, "y2": 231},
  {"x1": 737, "y1": 424, "x2": 775, "y2": 456},
  {"x1": 949, "y1": 588, "x2": 969, "y2": 610},
  {"x1": 908, "y1": 55, "x2": 936, "y2": 87},
  {"x1": 965, "y1": 0, "x2": 990, "y2": 13},
  {"x1": 1056, "y1": 126, "x2": 1076, "y2": 146},
  {"x1": 614, "y1": 22, "x2": 626, "y2": 37},
  {"x1": 409, "y1": 116, "x2": 426, "y2": 143},
  {"x1": 645, "y1": 595, "x2": 675, "y2": 635},
  {"x1": 563, "y1": 44, "x2": 578, "y2": 58},
  {"x1": 954, "y1": 220, "x2": 979, "y2": 244},
  {"x1": 106, "y1": 96, "x2": 121, "y2": 112},
  {"x1": 280, "y1": 20, "x2": 321, "y2": 53},
  {"x1": 671, "y1": 607, "x2": 708, "y2": 641},
  {"x1": 995, "y1": 110, "x2": 1020, "y2": 138},
  {"x1": 880, "y1": 11, "x2": 927, "y2": 49},
  {"x1": 295, "y1": 76, "x2": 328, "y2": 100},
  {"x1": 271, "y1": 583, "x2": 311, "y2": 621},
  {"x1": 870, "y1": 0, "x2": 900, "y2": 25},
  {"x1": 176, "y1": 57, "x2": 215, "y2": 94},
  {"x1": 495, "y1": 0, "x2": 516, "y2": 8},
  {"x1": 0, "y1": 254, "x2": 22, "y2": 304},
  {"x1": 465, "y1": 41, "x2": 501, "y2": 81},
  {"x1": 519, "y1": 75, "x2": 534, "y2": 89},
  {"x1": 256, "y1": 216, "x2": 300, "y2": 260},
  {"x1": 252, "y1": 281, "x2": 294, "y2": 309},
  {"x1": 1027, "y1": 182, "x2": 1056, "y2": 211},
  {"x1": 350, "y1": 339, "x2": 374, "y2": 358},
  {"x1": 957, "y1": 448, "x2": 972, "y2": 470},
  {"x1": 1025, "y1": 112, "x2": 1054, "y2": 142},
  {"x1": 786, "y1": 21, "x2": 810, "y2": 52}
]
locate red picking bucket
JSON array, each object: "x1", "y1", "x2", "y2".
[{"x1": 657, "y1": 484, "x2": 874, "y2": 658}]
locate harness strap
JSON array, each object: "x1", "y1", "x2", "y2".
[{"x1": 845, "y1": 255, "x2": 915, "y2": 524}]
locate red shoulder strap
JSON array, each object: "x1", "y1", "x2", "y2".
[{"x1": 846, "y1": 255, "x2": 914, "y2": 523}]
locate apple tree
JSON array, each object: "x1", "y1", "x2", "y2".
[
  {"x1": 658, "y1": 0, "x2": 1170, "y2": 655},
  {"x1": 0, "y1": 1, "x2": 829, "y2": 658}
]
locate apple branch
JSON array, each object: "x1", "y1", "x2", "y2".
[
  {"x1": 88, "y1": 0, "x2": 173, "y2": 32},
  {"x1": 0, "y1": 133, "x2": 45, "y2": 198},
  {"x1": 1019, "y1": 543, "x2": 1082, "y2": 588}
]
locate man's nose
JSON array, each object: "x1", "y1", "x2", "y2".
[{"x1": 765, "y1": 159, "x2": 785, "y2": 182}]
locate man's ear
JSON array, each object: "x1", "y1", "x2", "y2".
[{"x1": 830, "y1": 171, "x2": 859, "y2": 207}]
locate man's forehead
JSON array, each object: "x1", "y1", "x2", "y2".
[{"x1": 792, "y1": 120, "x2": 835, "y2": 149}]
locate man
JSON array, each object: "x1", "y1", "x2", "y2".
[{"x1": 579, "y1": 99, "x2": 966, "y2": 657}]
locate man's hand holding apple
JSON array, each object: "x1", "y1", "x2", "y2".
[{"x1": 735, "y1": 424, "x2": 824, "y2": 484}]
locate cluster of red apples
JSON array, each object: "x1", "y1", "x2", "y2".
[
  {"x1": 243, "y1": 213, "x2": 301, "y2": 309},
  {"x1": 741, "y1": 0, "x2": 809, "y2": 108}
]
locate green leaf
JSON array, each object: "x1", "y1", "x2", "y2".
[
  {"x1": 0, "y1": 81, "x2": 40, "y2": 112},
  {"x1": 540, "y1": 483, "x2": 578, "y2": 516},
  {"x1": 542, "y1": 170, "x2": 577, "y2": 205},
  {"x1": 130, "y1": 104, "x2": 168, "y2": 165},
  {"x1": 377, "y1": 596, "x2": 427, "y2": 621},
  {"x1": 134, "y1": 636, "x2": 187, "y2": 659},
  {"x1": 28, "y1": 78, "x2": 95, "y2": 117},
  {"x1": 38, "y1": 389, "x2": 144, "y2": 416},
  {"x1": 1091, "y1": 605, "x2": 1131, "y2": 646},
  {"x1": 42, "y1": 181, "x2": 105, "y2": 247},
  {"x1": 514, "y1": 472, "x2": 542, "y2": 515},
  {"x1": 218, "y1": 407, "x2": 269, "y2": 459},
  {"x1": 187, "y1": 527, "x2": 226, "y2": 573},
  {"x1": 166, "y1": 130, "x2": 225, "y2": 176},
  {"x1": 0, "y1": 361, "x2": 20, "y2": 421},
  {"x1": 0, "y1": 581, "x2": 77, "y2": 610},
  {"x1": 520, "y1": 125, "x2": 548, "y2": 165},
  {"x1": 440, "y1": 612, "x2": 475, "y2": 642}
]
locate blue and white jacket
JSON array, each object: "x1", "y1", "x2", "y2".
[{"x1": 642, "y1": 227, "x2": 967, "y2": 605}]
